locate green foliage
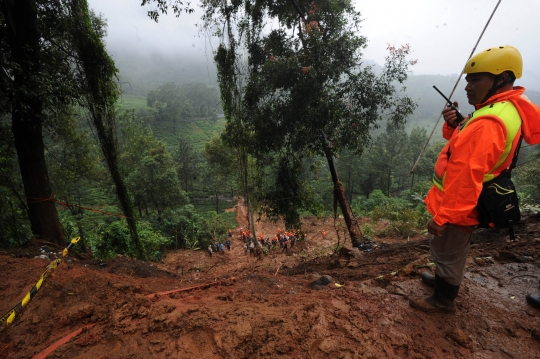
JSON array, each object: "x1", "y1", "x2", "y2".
[
  {"x1": 147, "y1": 82, "x2": 220, "y2": 121},
  {"x1": 118, "y1": 113, "x2": 188, "y2": 218},
  {"x1": 352, "y1": 190, "x2": 387, "y2": 216},
  {"x1": 0, "y1": 1, "x2": 238, "y2": 256},
  {"x1": 68, "y1": 0, "x2": 147, "y2": 259},
  {"x1": 0, "y1": 119, "x2": 31, "y2": 248},
  {"x1": 155, "y1": 204, "x2": 232, "y2": 250},
  {"x1": 173, "y1": 135, "x2": 202, "y2": 193},
  {"x1": 201, "y1": 136, "x2": 237, "y2": 212},
  {"x1": 118, "y1": 95, "x2": 157, "y2": 117},
  {"x1": 206, "y1": 0, "x2": 418, "y2": 229},
  {"x1": 46, "y1": 110, "x2": 102, "y2": 210},
  {"x1": 359, "y1": 189, "x2": 430, "y2": 238},
  {"x1": 0, "y1": 186, "x2": 32, "y2": 248},
  {"x1": 515, "y1": 147, "x2": 540, "y2": 206},
  {"x1": 91, "y1": 220, "x2": 170, "y2": 260},
  {"x1": 146, "y1": 117, "x2": 226, "y2": 151},
  {"x1": 141, "y1": 0, "x2": 194, "y2": 22},
  {"x1": 360, "y1": 223, "x2": 374, "y2": 239}
]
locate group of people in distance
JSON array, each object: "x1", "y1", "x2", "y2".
[
  {"x1": 206, "y1": 227, "x2": 309, "y2": 259},
  {"x1": 241, "y1": 227, "x2": 306, "y2": 257},
  {"x1": 207, "y1": 230, "x2": 233, "y2": 257}
]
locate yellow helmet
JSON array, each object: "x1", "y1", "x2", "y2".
[{"x1": 464, "y1": 45, "x2": 522, "y2": 79}]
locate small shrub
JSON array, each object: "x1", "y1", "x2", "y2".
[
  {"x1": 352, "y1": 189, "x2": 388, "y2": 216},
  {"x1": 93, "y1": 220, "x2": 170, "y2": 259},
  {"x1": 370, "y1": 194, "x2": 426, "y2": 238},
  {"x1": 360, "y1": 223, "x2": 374, "y2": 239}
]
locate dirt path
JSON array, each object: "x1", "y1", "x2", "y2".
[{"x1": 1, "y1": 204, "x2": 540, "y2": 358}]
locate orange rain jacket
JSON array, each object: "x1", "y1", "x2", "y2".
[{"x1": 425, "y1": 87, "x2": 540, "y2": 226}]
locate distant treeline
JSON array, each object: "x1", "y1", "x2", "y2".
[{"x1": 147, "y1": 82, "x2": 222, "y2": 121}]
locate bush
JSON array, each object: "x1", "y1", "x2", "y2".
[
  {"x1": 154, "y1": 205, "x2": 232, "y2": 250},
  {"x1": 92, "y1": 220, "x2": 170, "y2": 259},
  {"x1": 360, "y1": 223, "x2": 374, "y2": 239},
  {"x1": 371, "y1": 206, "x2": 421, "y2": 237},
  {"x1": 352, "y1": 189, "x2": 388, "y2": 216},
  {"x1": 0, "y1": 187, "x2": 31, "y2": 248},
  {"x1": 366, "y1": 190, "x2": 429, "y2": 238}
]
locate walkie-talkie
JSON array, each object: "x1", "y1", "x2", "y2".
[{"x1": 433, "y1": 86, "x2": 465, "y2": 123}]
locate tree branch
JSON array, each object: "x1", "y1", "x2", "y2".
[
  {"x1": 289, "y1": 0, "x2": 305, "y2": 21},
  {"x1": 0, "y1": 66, "x2": 13, "y2": 87},
  {"x1": 44, "y1": 37, "x2": 97, "y2": 64}
]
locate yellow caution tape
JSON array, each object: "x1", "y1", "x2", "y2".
[
  {"x1": 334, "y1": 283, "x2": 345, "y2": 288},
  {"x1": 0, "y1": 237, "x2": 79, "y2": 335}
]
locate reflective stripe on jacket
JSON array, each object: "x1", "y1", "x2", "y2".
[
  {"x1": 426, "y1": 103, "x2": 520, "y2": 226},
  {"x1": 432, "y1": 101, "x2": 522, "y2": 191}
]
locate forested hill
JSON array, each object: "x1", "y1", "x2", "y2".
[
  {"x1": 110, "y1": 47, "x2": 218, "y2": 97},
  {"x1": 2, "y1": 0, "x2": 540, "y2": 267},
  {"x1": 110, "y1": 48, "x2": 540, "y2": 132},
  {"x1": 116, "y1": 74, "x2": 540, "y2": 151}
]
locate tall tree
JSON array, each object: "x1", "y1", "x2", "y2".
[
  {"x1": 142, "y1": 0, "x2": 416, "y2": 246},
  {"x1": 203, "y1": 136, "x2": 236, "y2": 212},
  {"x1": 1, "y1": 1, "x2": 145, "y2": 256},
  {"x1": 406, "y1": 126, "x2": 429, "y2": 188},
  {"x1": 69, "y1": 0, "x2": 145, "y2": 259},
  {"x1": 173, "y1": 135, "x2": 202, "y2": 193},
  {"x1": 1, "y1": 0, "x2": 65, "y2": 244},
  {"x1": 371, "y1": 121, "x2": 408, "y2": 196},
  {"x1": 119, "y1": 115, "x2": 188, "y2": 220},
  {"x1": 214, "y1": 1, "x2": 416, "y2": 245}
]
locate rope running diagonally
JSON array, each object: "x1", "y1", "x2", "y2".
[
  {"x1": 409, "y1": 0, "x2": 503, "y2": 176},
  {"x1": 25, "y1": 194, "x2": 128, "y2": 219}
]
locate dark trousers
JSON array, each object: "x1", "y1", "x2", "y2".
[{"x1": 431, "y1": 225, "x2": 472, "y2": 286}]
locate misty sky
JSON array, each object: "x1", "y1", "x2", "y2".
[{"x1": 87, "y1": 0, "x2": 540, "y2": 88}]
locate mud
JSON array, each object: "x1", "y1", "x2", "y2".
[{"x1": 1, "y1": 204, "x2": 540, "y2": 358}]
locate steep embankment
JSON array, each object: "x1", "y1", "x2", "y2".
[{"x1": 1, "y1": 203, "x2": 540, "y2": 358}]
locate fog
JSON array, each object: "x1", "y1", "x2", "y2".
[{"x1": 87, "y1": 0, "x2": 540, "y2": 92}]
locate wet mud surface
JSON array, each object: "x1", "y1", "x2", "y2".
[{"x1": 1, "y1": 206, "x2": 540, "y2": 358}]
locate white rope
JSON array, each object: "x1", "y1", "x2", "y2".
[{"x1": 410, "y1": 0, "x2": 503, "y2": 175}]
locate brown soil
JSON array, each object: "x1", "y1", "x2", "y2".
[{"x1": 1, "y1": 200, "x2": 540, "y2": 358}]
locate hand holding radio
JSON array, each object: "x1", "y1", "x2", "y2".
[{"x1": 433, "y1": 86, "x2": 465, "y2": 128}]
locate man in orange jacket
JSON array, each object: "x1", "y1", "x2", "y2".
[{"x1": 409, "y1": 45, "x2": 540, "y2": 313}]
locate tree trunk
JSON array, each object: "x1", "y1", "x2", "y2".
[
  {"x1": 347, "y1": 164, "x2": 353, "y2": 205},
  {"x1": 2, "y1": 0, "x2": 65, "y2": 245},
  {"x1": 69, "y1": 0, "x2": 145, "y2": 259},
  {"x1": 322, "y1": 146, "x2": 362, "y2": 247},
  {"x1": 76, "y1": 221, "x2": 89, "y2": 253},
  {"x1": 387, "y1": 167, "x2": 391, "y2": 197}
]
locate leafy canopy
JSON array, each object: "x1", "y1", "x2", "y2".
[
  {"x1": 211, "y1": 0, "x2": 416, "y2": 226},
  {"x1": 142, "y1": 0, "x2": 417, "y2": 228}
]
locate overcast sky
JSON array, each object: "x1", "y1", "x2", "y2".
[{"x1": 87, "y1": 0, "x2": 540, "y2": 87}]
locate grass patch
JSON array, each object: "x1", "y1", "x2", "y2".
[
  {"x1": 118, "y1": 95, "x2": 157, "y2": 113},
  {"x1": 220, "y1": 211, "x2": 237, "y2": 229},
  {"x1": 150, "y1": 119, "x2": 226, "y2": 150},
  {"x1": 191, "y1": 198, "x2": 236, "y2": 214},
  {"x1": 117, "y1": 95, "x2": 225, "y2": 150}
]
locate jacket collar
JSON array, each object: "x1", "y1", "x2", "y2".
[{"x1": 474, "y1": 87, "x2": 526, "y2": 110}]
